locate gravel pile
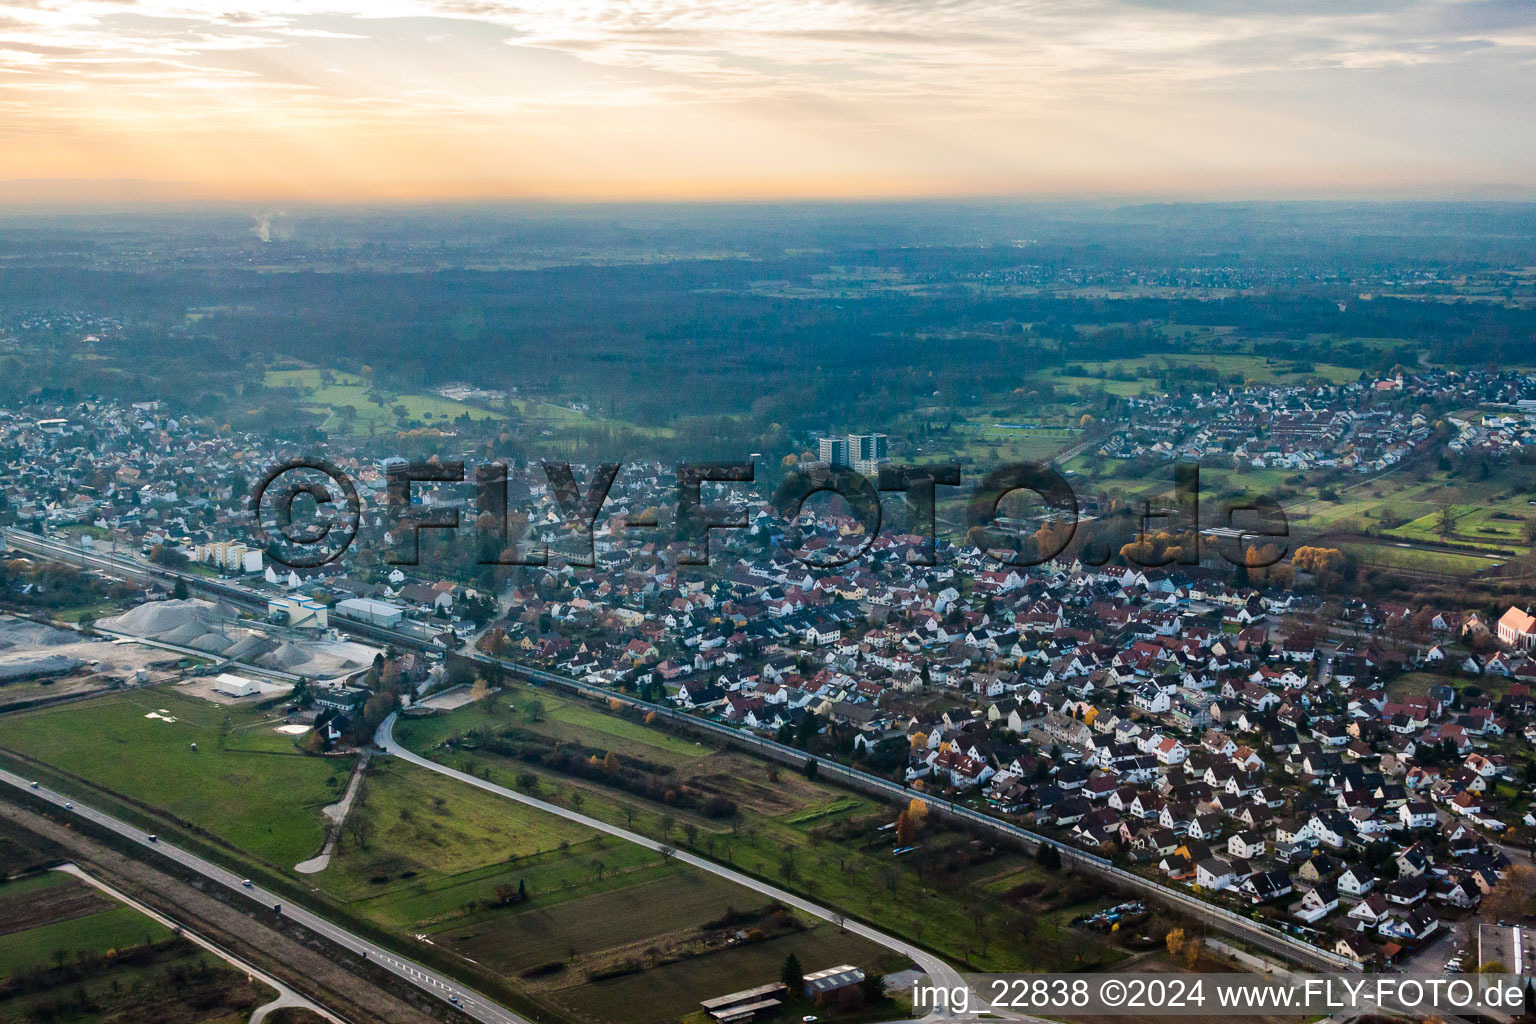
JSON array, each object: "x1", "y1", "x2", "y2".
[
  {"x1": 0, "y1": 651, "x2": 83, "y2": 681},
  {"x1": 0, "y1": 617, "x2": 77, "y2": 650}
]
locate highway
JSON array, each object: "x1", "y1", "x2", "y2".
[
  {"x1": 0, "y1": 767, "x2": 530, "y2": 1024},
  {"x1": 376, "y1": 714, "x2": 1002, "y2": 1021},
  {"x1": 54, "y1": 862, "x2": 342, "y2": 1024},
  {"x1": 3, "y1": 526, "x2": 1359, "y2": 974}
]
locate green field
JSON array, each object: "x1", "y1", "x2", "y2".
[
  {"x1": 0, "y1": 902, "x2": 167, "y2": 976},
  {"x1": 316, "y1": 758, "x2": 895, "y2": 1024},
  {"x1": 1345, "y1": 540, "x2": 1503, "y2": 576},
  {"x1": 0, "y1": 689, "x2": 350, "y2": 867},
  {"x1": 395, "y1": 689, "x2": 1125, "y2": 975},
  {"x1": 263, "y1": 367, "x2": 505, "y2": 435},
  {"x1": 0, "y1": 871, "x2": 271, "y2": 1023},
  {"x1": 0, "y1": 872, "x2": 168, "y2": 975},
  {"x1": 316, "y1": 756, "x2": 600, "y2": 909},
  {"x1": 1382, "y1": 503, "x2": 1529, "y2": 552},
  {"x1": 1040, "y1": 353, "x2": 1359, "y2": 400}
]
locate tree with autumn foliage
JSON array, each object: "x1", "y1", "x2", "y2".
[
  {"x1": 896, "y1": 798, "x2": 929, "y2": 845},
  {"x1": 1484, "y1": 862, "x2": 1536, "y2": 923}
]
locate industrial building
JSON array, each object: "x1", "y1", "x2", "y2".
[
  {"x1": 334, "y1": 597, "x2": 405, "y2": 628},
  {"x1": 212, "y1": 673, "x2": 262, "y2": 698},
  {"x1": 268, "y1": 596, "x2": 328, "y2": 630}
]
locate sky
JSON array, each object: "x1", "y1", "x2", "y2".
[{"x1": 0, "y1": 0, "x2": 1533, "y2": 201}]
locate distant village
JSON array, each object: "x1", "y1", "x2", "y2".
[{"x1": 1099, "y1": 369, "x2": 1536, "y2": 469}]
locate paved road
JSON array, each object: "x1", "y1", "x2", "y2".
[
  {"x1": 0, "y1": 768, "x2": 528, "y2": 1024},
  {"x1": 377, "y1": 715, "x2": 1012, "y2": 1022},
  {"x1": 4, "y1": 526, "x2": 1357, "y2": 974},
  {"x1": 56, "y1": 862, "x2": 341, "y2": 1024},
  {"x1": 464, "y1": 653, "x2": 1358, "y2": 973}
]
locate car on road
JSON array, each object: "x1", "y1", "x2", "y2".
[
  {"x1": 241, "y1": 879, "x2": 253, "y2": 888},
  {"x1": 147, "y1": 834, "x2": 157, "y2": 842},
  {"x1": 28, "y1": 781, "x2": 38, "y2": 789},
  {"x1": 273, "y1": 904, "x2": 282, "y2": 914},
  {"x1": 449, "y1": 996, "x2": 459, "y2": 1007},
  {"x1": 64, "y1": 802, "x2": 72, "y2": 809}
]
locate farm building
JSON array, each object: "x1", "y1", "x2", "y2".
[
  {"x1": 802, "y1": 965, "x2": 866, "y2": 1004},
  {"x1": 699, "y1": 982, "x2": 787, "y2": 1024}
]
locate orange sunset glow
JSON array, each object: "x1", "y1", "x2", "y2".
[{"x1": 0, "y1": 0, "x2": 1533, "y2": 201}]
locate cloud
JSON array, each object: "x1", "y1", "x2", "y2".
[{"x1": 0, "y1": 0, "x2": 1530, "y2": 197}]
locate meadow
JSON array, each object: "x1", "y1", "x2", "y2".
[
  {"x1": 318, "y1": 757, "x2": 895, "y2": 1024},
  {"x1": 395, "y1": 686, "x2": 1127, "y2": 976},
  {"x1": 0, "y1": 871, "x2": 271, "y2": 1024},
  {"x1": 1037, "y1": 352, "x2": 1360, "y2": 400},
  {"x1": 0, "y1": 689, "x2": 350, "y2": 868},
  {"x1": 262, "y1": 367, "x2": 504, "y2": 436}
]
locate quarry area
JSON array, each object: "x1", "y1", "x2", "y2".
[
  {"x1": 95, "y1": 599, "x2": 381, "y2": 683},
  {"x1": 0, "y1": 614, "x2": 182, "y2": 705},
  {"x1": 0, "y1": 598, "x2": 385, "y2": 714}
]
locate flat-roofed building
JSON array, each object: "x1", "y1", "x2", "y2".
[
  {"x1": 212, "y1": 672, "x2": 262, "y2": 698},
  {"x1": 268, "y1": 596, "x2": 327, "y2": 630},
  {"x1": 335, "y1": 597, "x2": 404, "y2": 628},
  {"x1": 1479, "y1": 921, "x2": 1536, "y2": 980},
  {"x1": 699, "y1": 982, "x2": 787, "y2": 1023}
]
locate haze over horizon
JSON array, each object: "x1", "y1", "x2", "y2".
[{"x1": 0, "y1": 0, "x2": 1533, "y2": 203}]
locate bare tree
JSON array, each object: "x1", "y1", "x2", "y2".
[{"x1": 345, "y1": 810, "x2": 375, "y2": 850}]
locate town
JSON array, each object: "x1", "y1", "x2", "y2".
[
  {"x1": 4, "y1": 353, "x2": 1536, "y2": 984},
  {"x1": 2, "y1": 200, "x2": 1536, "y2": 1024}
]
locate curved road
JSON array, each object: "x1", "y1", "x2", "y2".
[
  {"x1": 3, "y1": 528, "x2": 1354, "y2": 974},
  {"x1": 377, "y1": 714, "x2": 1006, "y2": 1022},
  {"x1": 0, "y1": 767, "x2": 528, "y2": 1024},
  {"x1": 53, "y1": 863, "x2": 339, "y2": 1024}
]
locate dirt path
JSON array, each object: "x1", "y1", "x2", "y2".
[{"x1": 297, "y1": 749, "x2": 371, "y2": 874}]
